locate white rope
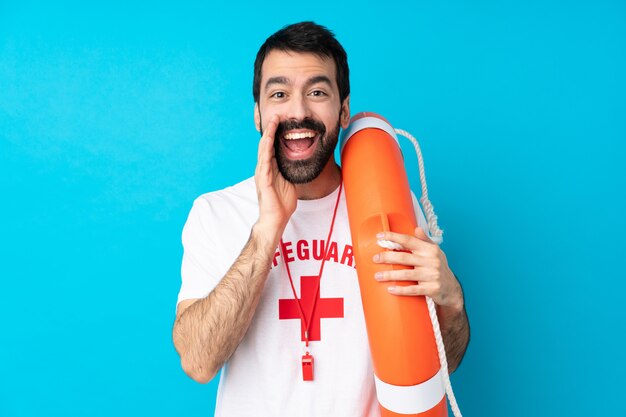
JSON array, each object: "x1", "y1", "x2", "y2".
[
  {"x1": 426, "y1": 295, "x2": 463, "y2": 417},
  {"x1": 390, "y1": 128, "x2": 462, "y2": 417},
  {"x1": 377, "y1": 239, "x2": 404, "y2": 250},
  {"x1": 394, "y1": 128, "x2": 444, "y2": 244}
]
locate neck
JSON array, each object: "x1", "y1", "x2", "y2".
[{"x1": 295, "y1": 158, "x2": 342, "y2": 200}]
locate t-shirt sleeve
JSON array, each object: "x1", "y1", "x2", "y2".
[{"x1": 177, "y1": 197, "x2": 223, "y2": 306}]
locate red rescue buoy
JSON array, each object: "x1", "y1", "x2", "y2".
[{"x1": 340, "y1": 112, "x2": 447, "y2": 417}]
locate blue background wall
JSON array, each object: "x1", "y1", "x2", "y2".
[{"x1": 1, "y1": 1, "x2": 624, "y2": 416}]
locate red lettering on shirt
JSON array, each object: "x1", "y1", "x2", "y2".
[
  {"x1": 283, "y1": 241, "x2": 294, "y2": 263},
  {"x1": 325, "y1": 241, "x2": 338, "y2": 263},
  {"x1": 296, "y1": 240, "x2": 310, "y2": 260},
  {"x1": 312, "y1": 239, "x2": 325, "y2": 260},
  {"x1": 272, "y1": 239, "x2": 356, "y2": 270},
  {"x1": 340, "y1": 244, "x2": 354, "y2": 267}
]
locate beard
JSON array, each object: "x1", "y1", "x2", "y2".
[{"x1": 263, "y1": 117, "x2": 341, "y2": 184}]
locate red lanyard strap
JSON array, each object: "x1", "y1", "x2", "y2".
[{"x1": 280, "y1": 182, "x2": 343, "y2": 347}]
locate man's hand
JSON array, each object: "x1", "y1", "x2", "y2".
[
  {"x1": 372, "y1": 227, "x2": 464, "y2": 311},
  {"x1": 254, "y1": 114, "x2": 297, "y2": 236},
  {"x1": 373, "y1": 226, "x2": 469, "y2": 372}
]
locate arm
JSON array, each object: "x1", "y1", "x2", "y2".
[
  {"x1": 173, "y1": 224, "x2": 281, "y2": 383},
  {"x1": 435, "y1": 288, "x2": 470, "y2": 373},
  {"x1": 172, "y1": 115, "x2": 297, "y2": 383},
  {"x1": 372, "y1": 227, "x2": 470, "y2": 373}
]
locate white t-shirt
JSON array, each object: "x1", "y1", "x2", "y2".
[{"x1": 178, "y1": 177, "x2": 431, "y2": 417}]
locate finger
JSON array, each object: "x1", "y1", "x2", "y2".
[
  {"x1": 264, "y1": 114, "x2": 280, "y2": 140},
  {"x1": 258, "y1": 115, "x2": 277, "y2": 162},
  {"x1": 257, "y1": 117, "x2": 280, "y2": 183},
  {"x1": 414, "y1": 226, "x2": 434, "y2": 244},
  {"x1": 387, "y1": 281, "x2": 440, "y2": 297},
  {"x1": 386, "y1": 282, "x2": 433, "y2": 297},
  {"x1": 376, "y1": 231, "x2": 428, "y2": 251},
  {"x1": 372, "y1": 250, "x2": 428, "y2": 267},
  {"x1": 258, "y1": 114, "x2": 280, "y2": 163},
  {"x1": 374, "y1": 267, "x2": 437, "y2": 282}
]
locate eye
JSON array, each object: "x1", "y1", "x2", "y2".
[
  {"x1": 310, "y1": 90, "x2": 327, "y2": 97},
  {"x1": 270, "y1": 91, "x2": 286, "y2": 99}
]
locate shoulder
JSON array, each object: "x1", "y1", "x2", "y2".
[
  {"x1": 184, "y1": 177, "x2": 258, "y2": 234},
  {"x1": 194, "y1": 176, "x2": 257, "y2": 210}
]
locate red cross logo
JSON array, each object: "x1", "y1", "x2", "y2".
[{"x1": 279, "y1": 275, "x2": 344, "y2": 341}]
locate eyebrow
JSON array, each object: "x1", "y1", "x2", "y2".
[
  {"x1": 304, "y1": 75, "x2": 332, "y2": 89},
  {"x1": 264, "y1": 76, "x2": 289, "y2": 91},
  {"x1": 264, "y1": 75, "x2": 333, "y2": 92}
]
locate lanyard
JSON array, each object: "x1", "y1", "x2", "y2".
[{"x1": 279, "y1": 182, "x2": 343, "y2": 380}]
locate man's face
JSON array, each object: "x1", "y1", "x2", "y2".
[{"x1": 255, "y1": 50, "x2": 350, "y2": 184}]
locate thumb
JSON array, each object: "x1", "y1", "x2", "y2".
[{"x1": 414, "y1": 226, "x2": 434, "y2": 243}]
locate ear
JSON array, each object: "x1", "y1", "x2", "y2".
[
  {"x1": 340, "y1": 95, "x2": 351, "y2": 129},
  {"x1": 254, "y1": 103, "x2": 261, "y2": 132}
]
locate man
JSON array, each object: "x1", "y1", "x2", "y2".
[{"x1": 173, "y1": 21, "x2": 469, "y2": 416}]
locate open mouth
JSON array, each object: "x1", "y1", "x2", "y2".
[{"x1": 281, "y1": 129, "x2": 320, "y2": 159}]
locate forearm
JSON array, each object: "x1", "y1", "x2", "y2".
[
  {"x1": 436, "y1": 294, "x2": 469, "y2": 374},
  {"x1": 173, "y1": 223, "x2": 279, "y2": 383}
]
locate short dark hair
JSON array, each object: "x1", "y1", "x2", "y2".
[{"x1": 252, "y1": 21, "x2": 350, "y2": 105}]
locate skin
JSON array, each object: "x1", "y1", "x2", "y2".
[
  {"x1": 254, "y1": 51, "x2": 350, "y2": 200},
  {"x1": 172, "y1": 50, "x2": 469, "y2": 384}
]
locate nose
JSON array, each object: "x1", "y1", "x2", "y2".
[{"x1": 286, "y1": 93, "x2": 312, "y2": 121}]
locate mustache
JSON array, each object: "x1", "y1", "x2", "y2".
[{"x1": 275, "y1": 118, "x2": 326, "y2": 140}]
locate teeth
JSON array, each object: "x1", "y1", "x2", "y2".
[{"x1": 284, "y1": 131, "x2": 316, "y2": 140}]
